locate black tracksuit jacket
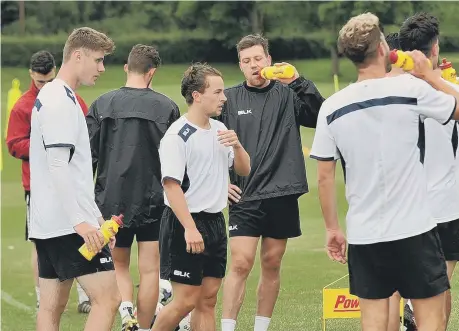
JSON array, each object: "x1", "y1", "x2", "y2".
[{"x1": 216, "y1": 77, "x2": 325, "y2": 201}]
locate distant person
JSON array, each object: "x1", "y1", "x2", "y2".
[
  {"x1": 152, "y1": 63, "x2": 250, "y2": 331},
  {"x1": 310, "y1": 12, "x2": 459, "y2": 331},
  {"x1": 5, "y1": 50, "x2": 91, "y2": 313},
  {"x1": 217, "y1": 34, "x2": 324, "y2": 331},
  {"x1": 87, "y1": 44, "x2": 180, "y2": 331},
  {"x1": 29, "y1": 27, "x2": 120, "y2": 331}
]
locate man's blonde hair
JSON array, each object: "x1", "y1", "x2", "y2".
[
  {"x1": 337, "y1": 13, "x2": 383, "y2": 65},
  {"x1": 63, "y1": 27, "x2": 115, "y2": 62}
]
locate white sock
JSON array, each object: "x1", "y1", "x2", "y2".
[
  {"x1": 119, "y1": 301, "x2": 134, "y2": 321},
  {"x1": 76, "y1": 282, "x2": 89, "y2": 304},
  {"x1": 138, "y1": 329, "x2": 150, "y2": 331},
  {"x1": 254, "y1": 316, "x2": 271, "y2": 331},
  {"x1": 221, "y1": 319, "x2": 236, "y2": 331},
  {"x1": 407, "y1": 299, "x2": 413, "y2": 310},
  {"x1": 35, "y1": 286, "x2": 40, "y2": 302}
]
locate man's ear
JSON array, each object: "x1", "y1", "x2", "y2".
[
  {"x1": 191, "y1": 90, "x2": 201, "y2": 103},
  {"x1": 431, "y1": 40, "x2": 439, "y2": 58}
]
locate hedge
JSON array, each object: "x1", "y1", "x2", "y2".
[{"x1": 2, "y1": 32, "x2": 459, "y2": 67}]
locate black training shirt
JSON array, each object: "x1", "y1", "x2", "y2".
[
  {"x1": 217, "y1": 77, "x2": 325, "y2": 201},
  {"x1": 87, "y1": 87, "x2": 180, "y2": 227}
]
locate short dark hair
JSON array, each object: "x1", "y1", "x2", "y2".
[
  {"x1": 181, "y1": 63, "x2": 222, "y2": 105},
  {"x1": 30, "y1": 51, "x2": 55, "y2": 75},
  {"x1": 399, "y1": 12, "x2": 439, "y2": 56},
  {"x1": 385, "y1": 32, "x2": 400, "y2": 50},
  {"x1": 236, "y1": 34, "x2": 269, "y2": 57},
  {"x1": 127, "y1": 44, "x2": 161, "y2": 74}
]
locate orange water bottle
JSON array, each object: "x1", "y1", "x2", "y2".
[
  {"x1": 78, "y1": 215, "x2": 124, "y2": 260},
  {"x1": 260, "y1": 64, "x2": 295, "y2": 79}
]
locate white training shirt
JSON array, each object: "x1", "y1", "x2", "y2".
[
  {"x1": 29, "y1": 79, "x2": 101, "y2": 239},
  {"x1": 424, "y1": 79, "x2": 459, "y2": 223},
  {"x1": 310, "y1": 74, "x2": 456, "y2": 245},
  {"x1": 159, "y1": 116, "x2": 234, "y2": 213}
]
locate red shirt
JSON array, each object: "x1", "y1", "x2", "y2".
[{"x1": 5, "y1": 81, "x2": 88, "y2": 191}]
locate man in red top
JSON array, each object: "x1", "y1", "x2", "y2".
[{"x1": 5, "y1": 50, "x2": 91, "y2": 313}]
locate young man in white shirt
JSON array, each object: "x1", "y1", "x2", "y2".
[
  {"x1": 29, "y1": 27, "x2": 121, "y2": 331},
  {"x1": 387, "y1": 12, "x2": 459, "y2": 331},
  {"x1": 151, "y1": 63, "x2": 251, "y2": 331},
  {"x1": 309, "y1": 13, "x2": 459, "y2": 331}
]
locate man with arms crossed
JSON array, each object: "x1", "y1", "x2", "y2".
[
  {"x1": 218, "y1": 34, "x2": 324, "y2": 331},
  {"x1": 87, "y1": 44, "x2": 180, "y2": 331},
  {"x1": 151, "y1": 63, "x2": 251, "y2": 331},
  {"x1": 385, "y1": 12, "x2": 459, "y2": 331},
  {"x1": 6, "y1": 50, "x2": 92, "y2": 312},
  {"x1": 310, "y1": 12, "x2": 459, "y2": 331},
  {"x1": 29, "y1": 27, "x2": 121, "y2": 331}
]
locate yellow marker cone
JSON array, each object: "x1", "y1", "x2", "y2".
[{"x1": 5, "y1": 78, "x2": 23, "y2": 138}]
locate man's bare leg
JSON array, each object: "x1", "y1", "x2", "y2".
[
  {"x1": 359, "y1": 297, "x2": 389, "y2": 331},
  {"x1": 387, "y1": 292, "x2": 402, "y2": 331},
  {"x1": 191, "y1": 277, "x2": 222, "y2": 331},
  {"x1": 77, "y1": 270, "x2": 121, "y2": 331},
  {"x1": 411, "y1": 291, "x2": 447, "y2": 331},
  {"x1": 151, "y1": 282, "x2": 201, "y2": 331},
  {"x1": 445, "y1": 260, "x2": 457, "y2": 327},
  {"x1": 136, "y1": 241, "x2": 160, "y2": 329},
  {"x1": 255, "y1": 237, "x2": 287, "y2": 329},
  {"x1": 36, "y1": 278, "x2": 73, "y2": 331},
  {"x1": 221, "y1": 237, "x2": 259, "y2": 326},
  {"x1": 32, "y1": 243, "x2": 40, "y2": 306},
  {"x1": 112, "y1": 246, "x2": 135, "y2": 322}
]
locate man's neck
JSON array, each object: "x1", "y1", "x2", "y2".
[
  {"x1": 56, "y1": 64, "x2": 79, "y2": 91},
  {"x1": 386, "y1": 66, "x2": 405, "y2": 77},
  {"x1": 245, "y1": 79, "x2": 271, "y2": 89},
  {"x1": 357, "y1": 64, "x2": 387, "y2": 82},
  {"x1": 125, "y1": 74, "x2": 149, "y2": 89},
  {"x1": 186, "y1": 106, "x2": 210, "y2": 129}
]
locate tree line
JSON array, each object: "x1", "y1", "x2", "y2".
[{"x1": 1, "y1": 1, "x2": 458, "y2": 68}]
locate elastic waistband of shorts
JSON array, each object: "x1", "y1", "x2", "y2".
[{"x1": 165, "y1": 206, "x2": 222, "y2": 221}]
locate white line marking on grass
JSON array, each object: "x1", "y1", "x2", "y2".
[{"x1": 1, "y1": 290, "x2": 33, "y2": 313}]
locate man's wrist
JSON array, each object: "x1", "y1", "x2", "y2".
[{"x1": 423, "y1": 72, "x2": 442, "y2": 87}]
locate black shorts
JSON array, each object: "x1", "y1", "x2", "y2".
[
  {"x1": 437, "y1": 219, "x2": 459, "y2": 261},
  {"x1": 159, "y1": 206, "x2": 227, "y2": 286},
  {"x1": 115, "y1": 221, "x2": 161, "y2": 248},
  {"x1": 228, "y1": 195, "x2": 302, "y2": 239},
  {"x1": 25, "y1": 191, "x2": 30, "y2": 241},
  {"x1": 34, "y1": 233, "x2": 115, "y2": 282},
  {"x1": 348, "y1": 227, "x2": 450, "y2": 300}
]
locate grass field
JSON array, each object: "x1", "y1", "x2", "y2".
[{"x1": 2, "y1": 57, "x2": 459, "y2": 331}]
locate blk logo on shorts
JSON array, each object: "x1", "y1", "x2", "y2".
[
  {"x1": 229, "y1": 225, "x2": 238, "y2": 231},
  {"x1": 173, "y1": 270, "x2": 191, "y2": 278},
  {"x1": 100, "y1": 257, "x2": 112, "y2": 264}
]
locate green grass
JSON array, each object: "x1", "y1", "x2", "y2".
[{"x1": 2, "y1": 58, "x2": 459, "y2": 330}]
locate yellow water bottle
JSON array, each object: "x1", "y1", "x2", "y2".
[
  {"x1": 260, "y1": 64, "x2": 295, "y2": 79},
  {"x1": 439, "y1": 58, "x2": 458, "y2": 85},
  {"x1": 78, "y1": 215, "x2": 124, "y2": 260},
  {"x1": 389, "y1": 49, "x2": 432, "y2": 71}
]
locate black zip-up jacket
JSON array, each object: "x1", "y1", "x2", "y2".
[
  {"x1": 217, "y1": 77, "x2": 324, "y2": 201},
  {"x1": 86, "y1": 87, "x2": 180, "y2": 227}
]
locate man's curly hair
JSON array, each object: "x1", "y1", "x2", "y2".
[
  {"x1": 399, "y1": 12, "x2": 439, "y2": 57},
  {"x1": 337, "y1": 12, "x2": 384, "y2": 65},
  {"x1": 385, "y1": 32, "x2": 400, "y2": 51},
  {"x1": 181, "y1": 63, "x2": 222, "y2": 105}
]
